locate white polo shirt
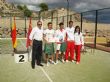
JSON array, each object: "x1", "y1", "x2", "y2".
[
  {"x1": 29, "y1": 27, "x2": 43, "y2": 41},
  {"x1": 44, "y1": 29, "x2": 55, "y2": 42},
  {"x1": 55, "y1": 29, "x2": 66, "y2": 43},
  {"x1": 74, "y1": 32, "x2": 84, "y2": 45},
  {"x1": 65, "y1": 27, "x2": 75, "y2": 41}
]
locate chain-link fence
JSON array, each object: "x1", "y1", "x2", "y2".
[{"x1": 0, "y1": 8, "x2": 110, "y2": 54}]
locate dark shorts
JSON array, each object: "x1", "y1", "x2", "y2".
[
  {"x1": 60, "y1": 42, "x2": 67, "y2": 52},
  {"x1": 44, "y1": 43, "x2": 54, "y2": 55}
]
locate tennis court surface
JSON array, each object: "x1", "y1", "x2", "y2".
[{"x1": 0, "y1": 48, "x2": 110, "y2": 82}]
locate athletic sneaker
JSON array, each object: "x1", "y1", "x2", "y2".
[
  {"x1": 49, "y1": 59, "x2": 55, "y2": 64},
  {"x1": 71, "y1": 60, "x2": 75, "y2": 63},
  {"x1": 62, "y1": 59, "x2": 65, "y2": 63},
  {"x1": 65, "y1": 60, "x2": 68, "y2": 62},
  {"x1": 51, "y1": 61, "x2": 55, "y2": 64},
  {"x1": 76, "y1": 62, "x2": 79, "y2": 64},
  {"x1": 46, "y1": 62, "x2": 49, "y2": 66},
  {"x1": 56, "y1": 60, "x2": 59, "y2": 64}
]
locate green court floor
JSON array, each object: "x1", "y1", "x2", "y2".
[{"x1": 0, "y1": 49, "x2": 110, "y2": 82}]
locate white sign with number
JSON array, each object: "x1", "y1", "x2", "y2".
[{"x1": 14, "y1": 53, "x2": 28, "y2": 63}]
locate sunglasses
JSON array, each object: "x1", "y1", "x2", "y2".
[{"x1": 38, "y1": 24, "x2": 42, "y2": 25}]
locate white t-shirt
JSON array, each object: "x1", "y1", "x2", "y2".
[
  {"x1": 55, "y1": 29, "x2": 66, "y2": 43},
  {"x1": 65, "y1": 27, "x2": 75, "y2": 41},
  {"x1": 29, "y1": 27, "x2": 43, "y2": 41},
  {"x1": 44, "y1": 29, "x2": 55, "y2": 42},
  {"x1": 74, "y1": 32, "x2": 84, "y2": 45}
]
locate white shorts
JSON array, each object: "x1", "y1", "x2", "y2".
[{"x1": 56, "y1": 44, "x2": 61, "y2": 51}]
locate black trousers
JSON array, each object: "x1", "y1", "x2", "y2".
[{"x1": 32, "y1": 40, "x2": 42, "y2": 67}]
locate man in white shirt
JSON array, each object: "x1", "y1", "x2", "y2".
[
  {"x1": 29, "y1": 21, "x2": 43, "y2": 69},
  {"x1": 65, "y1": 21, "x2": 75, "y2": 62},
  {"x1": 44, "y1": 22, "x2": 55, "y2": 66}
]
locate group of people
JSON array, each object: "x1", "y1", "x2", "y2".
[{"x1": 29, "y1": 20, "x2": 84, "y2": 69}]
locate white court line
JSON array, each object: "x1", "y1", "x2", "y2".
[
  {"x1": 0, "y1": 37, "x2": 94, "y2": 44},
  {"x1": 39, "y1": 67, "x2": 53, "y2": 82},
  {"x1": 0, "y1": 38, "x2": 27, "y2": 40},
  {"x1": 20, "y1": 40, "x2": 53, "y2": 82},
  {"x1": 19, "y1": 39, "x2": 27, "y2": 50}
]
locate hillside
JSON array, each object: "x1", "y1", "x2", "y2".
[
  {"x1": 40, "y1": 8, "x2": 83, "y2": 22},
  {"x1": 0, "y1": 0, "x2": 21, "y2": 16},
  {"x1": 0, "y1": 0, "x2": 86, "y2": 22}
]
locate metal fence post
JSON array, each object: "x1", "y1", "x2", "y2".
[
  {"x1": 94, "y1": 10, "x2": 98, "y2": 48},
  {"x1": 67, "y1": 0, "x2": 69, "y2": 27},
  {"x1": 56, "y1": 11, "x2": 58, "y2": 29},
  {"x1": 25, "y1": 17, "x2": 27, "y2": 37},
  {"x1": 10, "y1": 16, "x2": 12, "y2": 37},
  {"x1": 80, "y1": 13, "x2": 83, "y2": 32},
  {"x1": 62, "y1": 16, "x2": 64, "y2": 23},
  {"x1": 70, "y1": 15, "x2": 72, "y2": 21},
  {"x1": 51, "y1": 11, "x2": 53, "y2": 23}
]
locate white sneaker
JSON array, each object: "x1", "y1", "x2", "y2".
[
  {"x1": 62, "y1": 59, "x2": 64, "y2": 63},
  {"x1": 76, "y1": 62, "x2": 79, "y2": 64},
  {"x1": 56, "y1": 60, "x2": 59, "y2": 64},
  {"x1": 65, "y1": 60, "x2": 68, "y2": 63},
  {"x1": 49, "y1": 59, "x2": 52, "y2": 62},
  {"x1": 46, "y1": 62, "x2": 49, "y2": 66},
  {"x1": 71, "y1": 60, "x2": 75, "y2": 63},
  {"x1": 51, "y1": 61, "x2": 55, "y2": 64}
]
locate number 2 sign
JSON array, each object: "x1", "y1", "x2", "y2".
[{"x1": 14, "y1": 53, "x2": 28, "y2": 63}]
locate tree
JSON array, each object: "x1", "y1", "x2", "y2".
[
  {"x1": 23, "y1": 5, "x2": 32, "y2": 17},
  {"x1": 17, "y1": 5, "x2": 23, "y2": 10},
  {"x1": 17, "y1": 5, "x2": 32, "y2": 17},
  {"x1": 23, "y1": 5, "x2": 28, "y2": 11},
  {"x1": 24, "y1": 9, "x2": 32, "y2": 17},
  {"x1": 38, "y1": 3, "x2": 48, "y2": 19},
  {"x1": 39, "y1": 3, "x2": 48, "y2": 12}
]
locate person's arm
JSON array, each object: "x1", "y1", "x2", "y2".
[
  {"x1": 30, "y1": 40, "x2": 33, "y2": 46},
  {"x1": 64, "y1": 29, "x2": 68, "y2": 42},
  {"x1": 43, "y1": 34, "x2": 48, "y2": 42},
  {"x1": 81, "y1": 33, "x2": 84, "y2": 50},
  {"x1": 54, "y1": 30, "x2": 57, "y2": 38},
  {"x1": 43, "y1": 30, "x2": 49, "y2": 43},
  {"x1": 54, "y1": 30, "x2": 59, "y2": 43}
]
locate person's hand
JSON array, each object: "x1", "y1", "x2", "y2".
[
  {"x1": 59, "y1": 39, "x2": 63, "y2": 42},
  {"x1": 64, "y1": 39, "x2": 67, "y2": 42},
  {"x1": 56, "y1": 42, "x2": 61, "y2": 44},
  {"x1": 81, "y1": 45, "x2": 84, "y2": 50},
  {"x1": 30, "y1": 41, "x2": 33, "y2": 46},
  {"x1": 45, "y1": 40, "x2": 50, "y2": 44}
]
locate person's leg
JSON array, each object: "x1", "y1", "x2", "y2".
[
  {"x1": 70, "y1": 42, "x2": 75, "y2": 62},
  {"x1": 31, "y1": 40, "x2": 37, "y2": 69},
  {"x1": 56, "y1": 44, "x2": 61, "y2": 63},
  {"x1": 75, "y1": 45, "x2": 78, "y2": 62},
  {"x1": 56, "y1": 50, "x2": 59, "y2": 63},
  {"x1": 76, "y1": 45, "x2": 81, "y2": 64},
  {"x1": 45, "y1": 54, "x2": 48, "y2": 63},
  {"x1": 45, "y1": 54, "x2": 49, "y2": 66},
  {"x1": 61, "y1": 52, "x2": 65, "y2": 62},
  {"x1": 37, "y1": 42, "x2": 42, "y2": 65},
  {"x1": 35, "y1": 45, "x2": 38, "y2": 64},
  {"x1": 65, "y1": 41, "x2": 71, "y2": 62},
  {"x1": 44, "y1": 43, "x2": 49, "y2": 66},
  {"x1": 51, "y1": 54, "x2": 54, "y2": 61},
  {"x1": 51, "y1": 43, "x2": 55, "y2": 64},
  {"x1": 60, "y1": 42, "x2": 66, "y2": 63},
  {"x1": 50, "y1": 54, "x2": 55, "y2": 64}
]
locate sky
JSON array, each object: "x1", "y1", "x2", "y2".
[{"x1": 6, "y1": 0, "x2": 110, "y2": 12}]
